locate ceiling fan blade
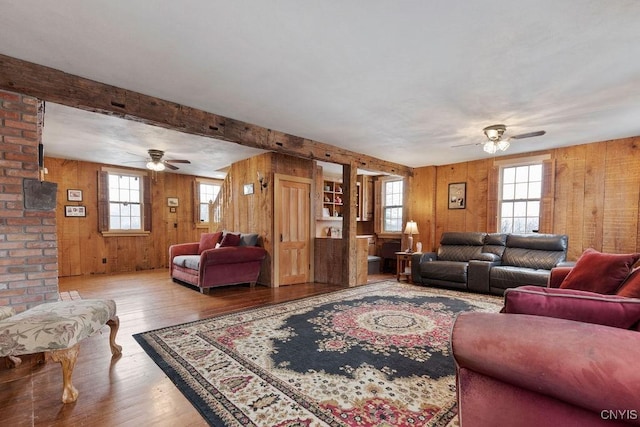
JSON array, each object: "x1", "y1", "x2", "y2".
[
  {"x1": 127, "y1": 151, "x2": 148, "y2": 159},
  {"x1": 451, "y1": 142, "x2": 481, "y2": 148},
  {"x1": 163, "y1": 162, "x2": 179, "y2": 170},
  {"x1": 165, "y1": 159, "x2": 191, "y2": 164},
  {"x1": 510, "y1": 130, "x2": 546, "y2": 140}
]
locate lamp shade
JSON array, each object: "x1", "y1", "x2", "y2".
[{"x1": 404, "y1": 221, "x2": 419, "y2": 235}]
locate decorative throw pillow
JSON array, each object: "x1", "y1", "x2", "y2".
[
  {"x1": 220, "y1": 232, "x2": 241, "y2": 247},
  {"x1": 240, "y1": 233, "x2": 259, "y2": 247},
  {"x1": 198, "y1": 232, "x2": 222, "y2": 254},
  {"x1": 559, "y1": 248, "x2": 640, "y2": 294},
  {"x1": 617, "y1": 267, "x2": 640, "y2": 298}
]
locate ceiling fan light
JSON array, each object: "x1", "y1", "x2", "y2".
[
  {"x1": 497, "y1": 139, "x2": 510, "y2": 151},
  {"x1": 483, "y1": 141, "x2": 498, "y2": 154},
  {"x1": 485, "y1": 129, "x2": 499, "y2": 140},
  {"x1": 146, "y1": 161, "x2": 165, "y2": 171}
]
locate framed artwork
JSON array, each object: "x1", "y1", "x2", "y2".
[
  {"x1": 448, "y1": 182, "x2": 466, "y2": 209},
  {"x1": 67, "y1": 189, "x2": 83, "y2": 202},
  {"x1": 243, "y1": 183, "x2": 254, "y2": 195},
  {"x1": 65, "y1": 205, "x2": 86, "y2": 217},
  {"x1": 167, "y1": 197, "x2": 179, "y2": 207},
  {"x1": 169, "y1": 207, "x2": 177, "y2": 213}
]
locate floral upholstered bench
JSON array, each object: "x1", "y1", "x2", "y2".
[{"x1": 0, "y1": 299, "x2": 122, "y2": 403}]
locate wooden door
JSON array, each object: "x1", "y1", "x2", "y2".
[{"x1": 275, "y1": 175, "x2": 311, "y2": 286}]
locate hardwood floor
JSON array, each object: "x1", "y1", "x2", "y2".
[{"x1": 0, "y1": 269, "x2": 393, "y2": 426}]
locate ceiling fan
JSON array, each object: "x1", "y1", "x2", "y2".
[
  {"x1": 453, "y1": 124, "x2": 546, "y2": 154},
  {"x1": 145, "y1": 149, "x2": 191, "y2": 171}
]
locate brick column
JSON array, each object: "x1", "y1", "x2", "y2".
[{"x1": 0, "y1": 89, "x2": 58, "y2": 312}]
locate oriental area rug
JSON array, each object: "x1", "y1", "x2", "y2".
[{"x1": 134, "y1": 282, "x2": 502, "y2": 427}]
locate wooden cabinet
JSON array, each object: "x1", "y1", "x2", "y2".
[{"x1": 321, "y1": 179, "x2": 344, "y2": 219}]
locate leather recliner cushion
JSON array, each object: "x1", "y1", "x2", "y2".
[
  {"x1": 440, "y1": 232, "x2": 486, "y2": 246},
  {"x1": 490, "y1": 266, "x2": 550, "y2": 290},
  {"x1": 438, "y1": 246, "x2": 483, "y2": 262},
  {"x1": 501, "y1": 247, "x2": 566, "y2": 270},
  {"x1": 483, "y1": 233, "x2": 507, "y2": 257},
  {"x1": 420, "y1": 261, "x2": 468, "y2": 283}
]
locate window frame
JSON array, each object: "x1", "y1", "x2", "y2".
[
  {"x1": 194, "y1": 178, "x2": 223, "y2": 228},
  {"x1": 496, "y1": 157, "x2": 548, "y2": 234},
  {"x1": 98, "y1": 167, "x2": 151, "y2": 236},
  {"x1": 380, "y1": 177, "x2": 404, "y2": 235}
]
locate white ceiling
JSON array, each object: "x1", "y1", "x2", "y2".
[{"x1": 2, "y1": 1, "x2": 640, "y2": 179}]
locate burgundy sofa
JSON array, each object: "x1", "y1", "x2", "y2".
[
  {"x1": 169, "y1": 231, "x2": 267, "y2": 293},
  {"x1": 452, "y1": 311, "x2": 640, "y2": 426},
  {"x1": 452, "y1": 248, "x2": 640, "y2": 426}
]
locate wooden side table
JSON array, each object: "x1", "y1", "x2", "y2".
[{"x1": 396, "y1": 251, "x2": 413, "y2": 283}]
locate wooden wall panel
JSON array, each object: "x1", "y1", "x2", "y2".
[
  {"x1": 602, "y1": 139, "x2": 640, "y2": 253},
  {"x1": 411, "y1": 136, "x2": 640, "y2": 260},
  {"x1": 554, "y1": 146, "x2": 585, "y2": 258},
  {"x1": 408, "y1": 166, "x2": 436, "y2": 252},
  {"x1": 582, "y1": 142, "x2": 607, "y2": 254}
]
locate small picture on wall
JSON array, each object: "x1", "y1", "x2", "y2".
[
  {"x1": 169, "y1": 207, "x2": 177, "y2": 213},
  {"x1": 243, "y1": 183, "x2": 254, "y2": 195},
  {"x1": 65, "y1": 205, "x2": 86, "y2": 217},
  {"x1": 167, "y1": 197, "x2": 179, "y2": 207},
  {"x1": 67, "y1": 189, "x2": 83, "y2": 202},
  {"x1": 448, "y1": 182, "x2": 466, "y2": 209}
]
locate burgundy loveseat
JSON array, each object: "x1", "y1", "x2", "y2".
[{"x1": 169, "y1": 231, "x2": 267, "y2": 293}]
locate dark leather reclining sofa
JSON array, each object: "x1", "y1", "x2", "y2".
[{"x1": 411, "y1": 232, "x2": 569, "y2": 295}]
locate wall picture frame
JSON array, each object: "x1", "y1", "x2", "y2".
[
  {"x1": 67, "y1": 189, "x2": 83, "y2": 202},
  {"x1": 65, "y1": 205, "x2": 86, "y2": 217},
  {"x1": 448, "y1": 182, "x2": 466, "y2": 209},
  {"x1": 167, "y1": 197, "x2": 179, "y2": 207},
  {"x1": 243, "y1": 183, "x2": 254, "y2": 195}
]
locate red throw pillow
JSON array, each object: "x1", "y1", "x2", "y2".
[
  {"x1": 198, "y1": 232, "x2": 222, "y2": 254},
  {"x1": 220, "y1": 232, "x2": 241, "y2": 247},
  {"x1": 617, "y1": 268, "x2": 640, "y2": 298},
  {"x1": 559, "y1": 248, "x2": 640, "y2": 294}
]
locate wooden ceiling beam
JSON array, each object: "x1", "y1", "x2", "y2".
[{"x1": 0, "y1": 54, "x2": 412, "y2": 177}]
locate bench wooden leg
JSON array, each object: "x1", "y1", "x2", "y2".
[
  {"x1": 106, "y1": 316, "x2": 123, "y2": 356},
  {"x1": 6, "y1": 355, "x2": 22, "y2": 368},
  {"x1": 50, "y1": 344, "x2": 79, "y2": 404}
]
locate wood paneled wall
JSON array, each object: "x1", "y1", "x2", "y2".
[
  {"x1": 46, "y1": 157, "x2": 205, "y2": 277},
  {"x1": 409, "y1": 136, "x2": 640, "y2": 260}
]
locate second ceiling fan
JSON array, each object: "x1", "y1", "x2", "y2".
[
  {"x1": 454, "y1": 124, "x2": 546, "y2": 154},
  {"x1": 145, "y1": 149, "x2": 191, "y2": 171}
]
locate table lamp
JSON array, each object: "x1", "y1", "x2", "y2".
[{"x1": 404, "y1": 221, "x2": 419, "y2": 253}]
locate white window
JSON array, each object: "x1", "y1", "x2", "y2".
[
  {"x1": 198, "y1": 181, "x2": 221, "y2": 224},
  {"x1": 108, "y1": 172, "x2": 143, "y2": 231},
  {"x1": 499, "y1": 163, "x2": 542, "y2": 233},
  {"x1": 98, "y1": 168, "x2": 150, "y2": 235},
  {"x1": 382, "y1": 178, "x2": 403, "y2": 233}
]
